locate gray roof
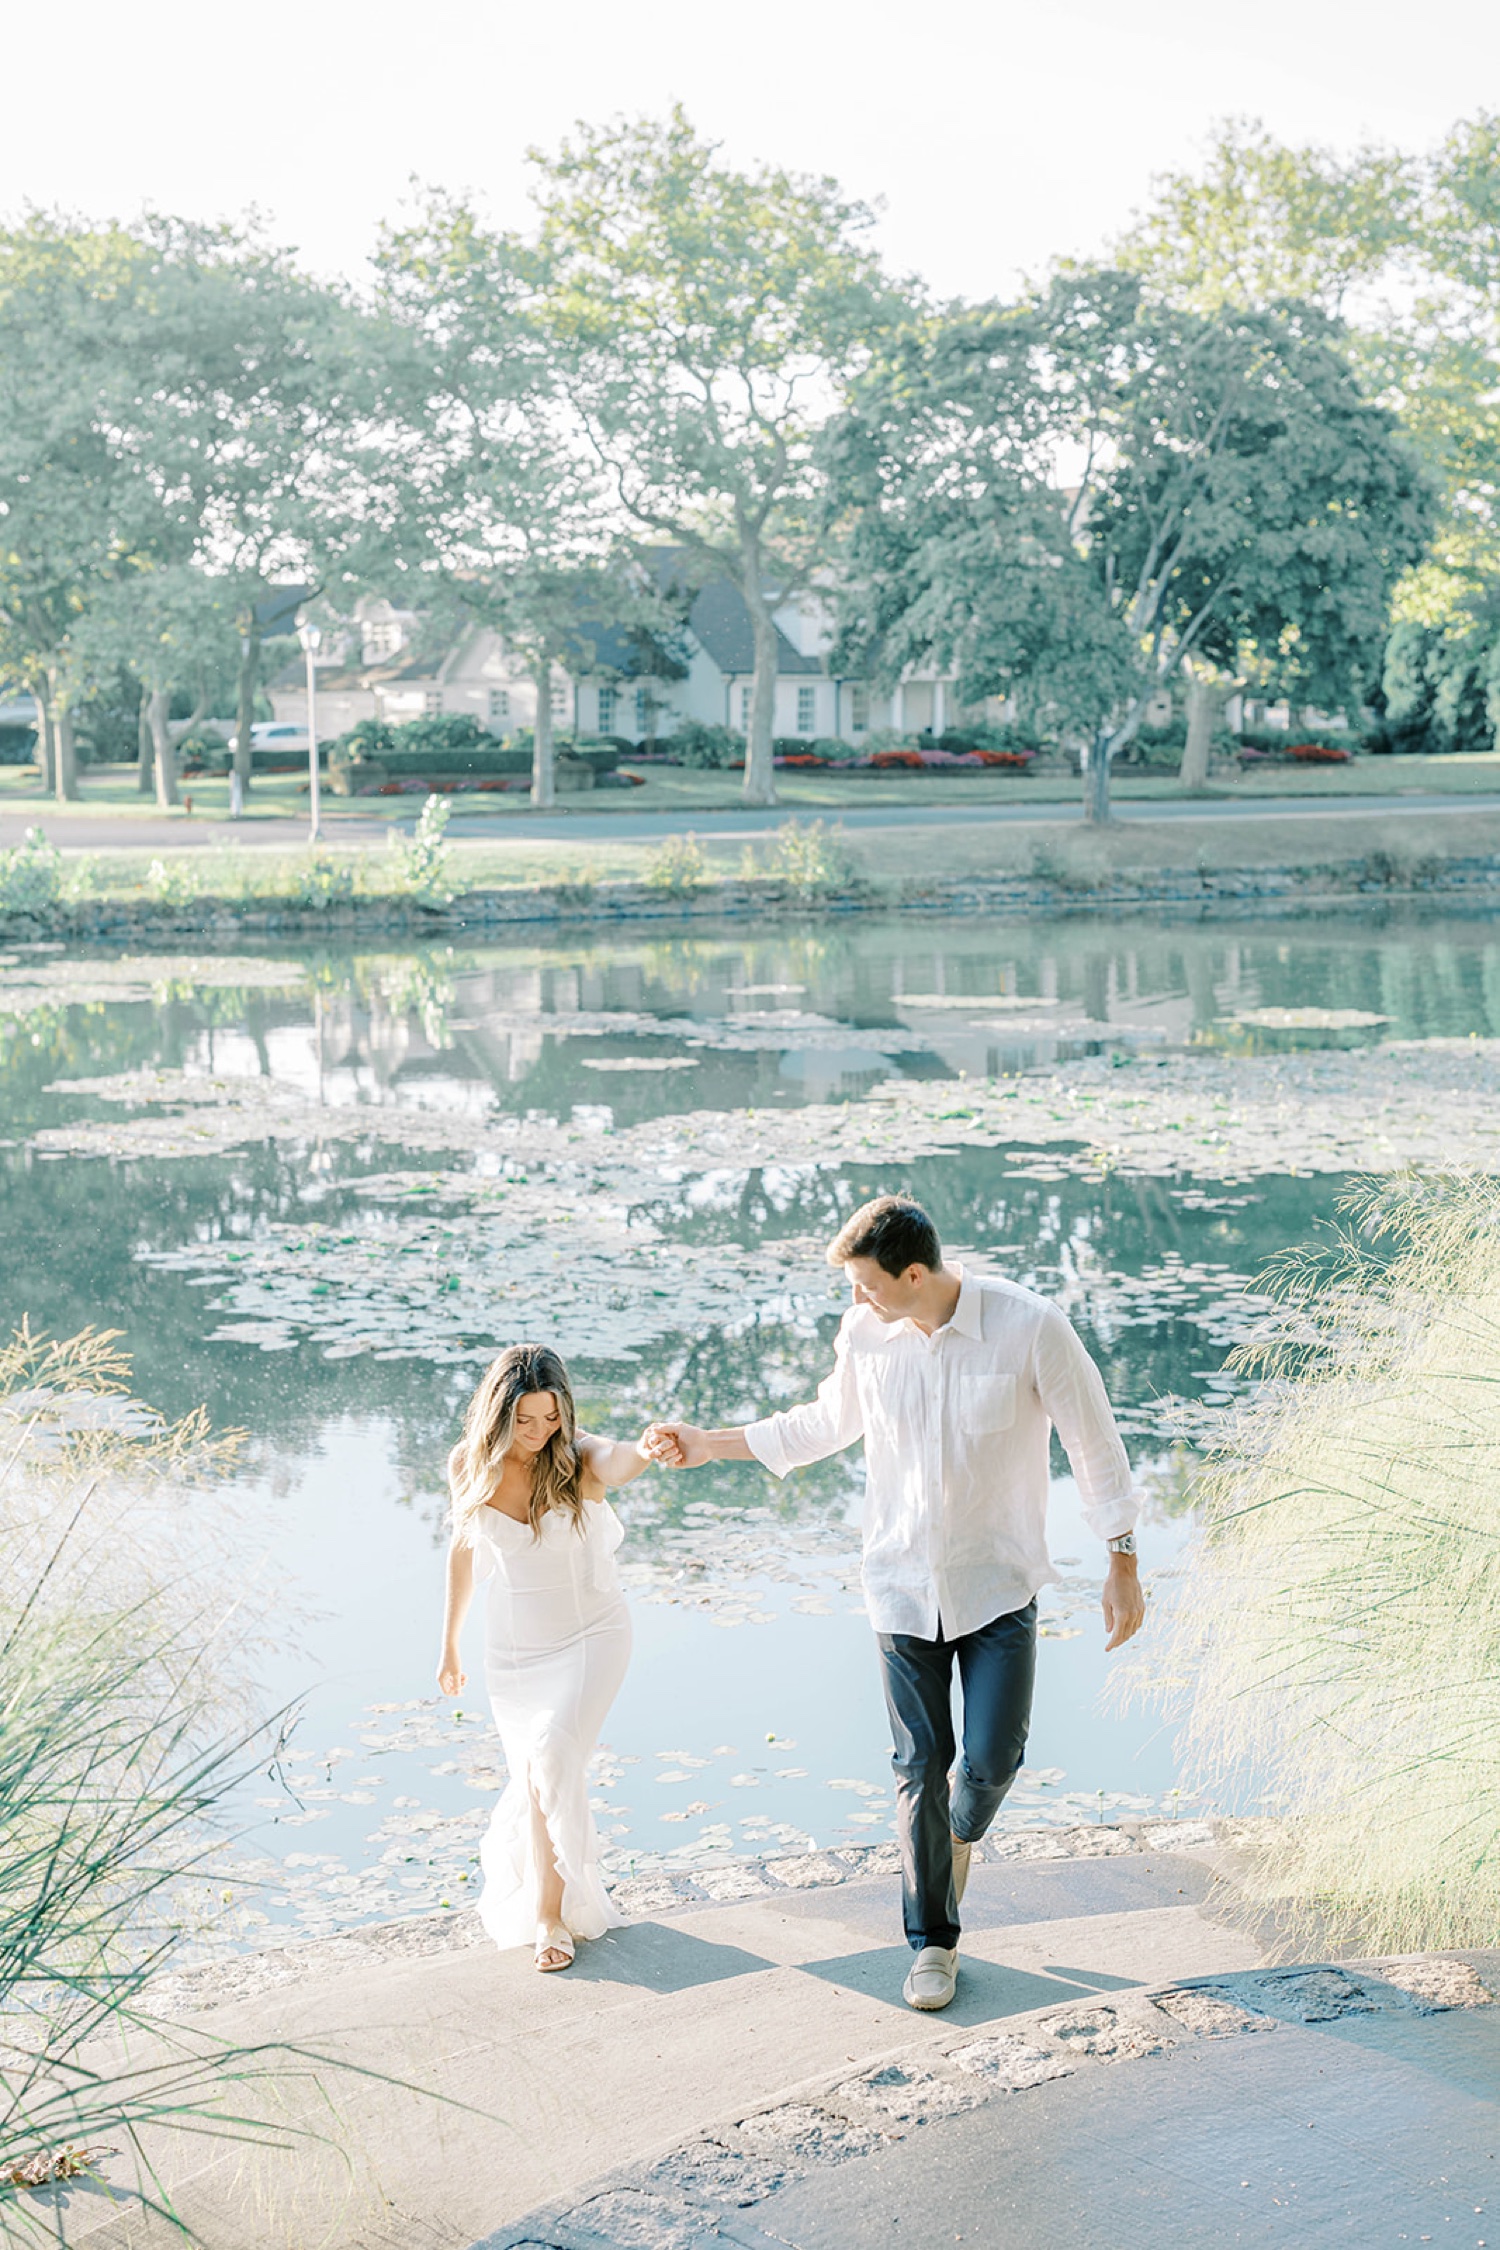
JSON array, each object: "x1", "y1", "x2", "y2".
[{"x1": 686, "y1": 581, "x2": 822, "y2": 677}]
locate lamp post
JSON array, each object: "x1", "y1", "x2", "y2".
[{"x1": 298, "y1": 619, "x2": 322, "y2": 844}]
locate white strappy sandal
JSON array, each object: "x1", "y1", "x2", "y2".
[{"x1": 535, "y1": 1920, "x2": 576, "y2": 1972}]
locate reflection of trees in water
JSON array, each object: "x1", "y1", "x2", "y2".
[{"x1": 630, "y1": 1155, "x2": 1346, "y2": 1471}]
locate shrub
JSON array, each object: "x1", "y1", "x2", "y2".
[
  {"x1": 1132, "y1": 1175, "x2": 1500, "y2": 1955},
  {"x1": 388, "y1": 711, "x2": 489, "y2": 758},
  {"x1": 668, "y1": 721, "x2": 744, "y2": 769},
  {"x1": 388, "y1": 793, "x2": 453, "y2": 904},
  {"x1": 336, "y1": 717, "x2": 397, "y2": 762},
  {"x1": 0, "y1": 828, "x2": 61, "y2": 915},
  {"x1": 146, "y1": 857, "x2": 200, "y2": 910},
  {"x1": 644, "y1": 832, "x2": 708, "y2": 891},
  {"x1": 293, "y1": 851, "x2": 357, "y2": 909},
  {"x1": 0, "y1": 722, "x2": 38, "y2": 765},
  {"x1": 766, "y1": 819, "x2": 858, "y2": 894}
]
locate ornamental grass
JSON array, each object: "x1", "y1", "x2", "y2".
[
  {"x1": 1138, "y1": 1174, "x2": 1500, "y2": 1957},
  {"x1": 0, "y1": 1325, "x2": 333, "y2": 2239}
]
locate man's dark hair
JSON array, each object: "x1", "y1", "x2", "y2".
[{"x1": 827, "y1": 1194, "x2": 942, "y2": 1277}]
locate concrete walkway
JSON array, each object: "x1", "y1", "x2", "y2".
[{"x1": 22, "y1": 1827, "x2": 1498, "y2": 2250}]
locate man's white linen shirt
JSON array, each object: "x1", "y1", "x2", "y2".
[{"x1": 745, "y1": 1266, "x2": 1137, "y2": 1640}]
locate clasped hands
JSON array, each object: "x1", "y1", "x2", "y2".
[{"x1": 638, "y1": 1420, "x2": 705, "y2": 1469}]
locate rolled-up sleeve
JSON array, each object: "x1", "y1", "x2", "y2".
[
  {"x1": 1032, "y1": 1305, "x2": 1136, "y2": 1540},
  {"x1": 745, "y1": 1317, "x2": 864, "y2": 1480}
]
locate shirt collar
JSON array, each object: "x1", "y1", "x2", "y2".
[
  {"x1": 948, "y1": 1264, "x2": 983, "y2": 1340},
  {"x1": 901, "y1": 1263, "x2": 980, "y2": 1343}
]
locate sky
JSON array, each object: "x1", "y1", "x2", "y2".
[{"x1": 2, "y1": 0, "x2": 1494, "y2": 300}]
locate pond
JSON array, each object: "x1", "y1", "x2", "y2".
[{"x1": 8, "y1": 902, "x2": 1500, "y2": 1948}]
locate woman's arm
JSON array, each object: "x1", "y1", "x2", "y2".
[
  {"x1": 437, "y1": 1536, "x2": 474, "y2": 1696},
  {"x1": 576, "y1": 1430, "x2": 655, "y2": 1491}
]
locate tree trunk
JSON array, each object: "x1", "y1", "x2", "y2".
[
  {"x1": 137, "y1": 685, "x2": 154, "y2": 792},
  {"x1": 1180, "y1": 675, "x2": 1220, "y2": 794},
  {"x1": 1082, "y1": 728, "x2": 1113, "y2": 824},
  {"x1": 234, "y1": 628, "x2": 260, "y2": 797},
  {"x1": 740, "y1": 564, "x2": 779, "y2": 808},
  {"x1": 31, "y1": 680, "x2": 55, "y2": 794},
  {"x1": 148, "y1": 687, "x2": 180, "y2": 810},
  {"x1": 531, "y1": 661, "x2": 555, "y2": 809},
  {"x1": 52, "y1": 696, "x2": 79, "y2": 802}
]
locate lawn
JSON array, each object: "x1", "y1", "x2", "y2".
[{"x1": 13, "y1": 749, "x2": 1500, "y2": 833}]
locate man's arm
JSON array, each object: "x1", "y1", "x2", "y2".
[
  {"x1": 643, "y1": 1423, "x2": 755, "y2": 1467},
  {"x1": 647, "y1": 1319, "x2": 864, "y2": 1477},
  {"x1": 1032, "y1": 1306, "x2": 1146, "y2": 1651}
]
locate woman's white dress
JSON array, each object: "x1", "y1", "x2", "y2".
[{"x1": 469, "y1": 1496, "x2": 631, "y2": 1950}]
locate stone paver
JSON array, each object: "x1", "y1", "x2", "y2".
[
  {"x1": 476, "y1": 1954, "x2": 1500, "y2": 2250},
  {"x1": 20, "y1": 1828, "x2": 1496, "y2": 2250},
  {"x1": 25, "y1": 1830, "x2": 1253, "y2": 2249}
]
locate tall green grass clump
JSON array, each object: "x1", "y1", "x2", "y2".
[
  {"x1": 0, "y1": 1325, "x2": 318, "y2": 2233},
  {"x1": 1141, "y1": 1175, "x2": 1500, "y2": 1956}
]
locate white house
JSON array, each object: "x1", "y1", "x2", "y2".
[{"x1": 270, "y1": 588, "x2": 998, "y2": 747}]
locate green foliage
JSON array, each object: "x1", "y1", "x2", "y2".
[
  {"x1": 826, "y1": 273, "x2": 1434, "y2": 820},
  {"x1": 1378, "y1": 614, "x2": 1500, "y2": 753},
  {"x1": 0, "y1": 827, "x2": 61, "y2": 915},
  {"x1": 293, "y1": 851, "x2": 358, "y2": 910},
  {"x1": 669, "y1": 720, "x2": 744, "y2": 769},
  {"x1": 0, "y1": 724, "x2": 35, "y2": 765},
  {"x1": 0, "y1": 1324, "x2": 315, "y2": 2215},
  {"x1": 146, "y1": 857, "x2": 201, "y2": 910},
  {"x1": 764, "y1": 819, "x2": 859, "y2": 894},
  {"x1": 644, "y1": 831, "x2": 708, "y2": 891},
  {"x1": 1136, "y1": 1175, "x2": 1500, "y2": 1954},
  {"x1": 389, "y1": 794, "x2": 453, "y2": 904},
  {"x1": 1117, "y1": 114, "x2": 1500, "y2": 715},
  {"x1": 531, "y1": 106, "x2": 907, "y2": 804},
  {"x1": 380, "y1": 711, "x2": 488, "y2": 758},
  {"x1": 334, "y1": 717, "x2": 397, "y2": 762}
]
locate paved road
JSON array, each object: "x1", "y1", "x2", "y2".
[{"x1": 3, "y1": 791, "x2": 1496, "y2": 853}]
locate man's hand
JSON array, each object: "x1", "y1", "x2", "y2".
[
  {"x1": 642, "y1": 1420, "x2": 709, "y2": 1468},
  {"x1": 1102, "y1": 1556, "x2": 1145, "y2": 1652}
]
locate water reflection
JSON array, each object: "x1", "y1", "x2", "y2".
[{"x1": 5, "y1": 905, "x2": 1498, "y2": 1943}]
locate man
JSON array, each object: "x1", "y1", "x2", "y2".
[{"x1": 645, "y1": 1193, "x2": 1144, "y2": 2012}]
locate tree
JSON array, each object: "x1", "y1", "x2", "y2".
[
  {"x1": 108, "y1": 220, "x2": 374, "y2": 798},
  {"x1": 530, "y1": 109, "x2": 902, "y2": 806},
  {"x1": 1119, "y1": 114, "x2": 1500, "y2": 750},
  {"x1": 67, "y1": 565, "x2": 238, "y2": 808},
  {"x1": 827, "y1": 273, "x2": 1433, "y2": 821},
  {"x1": 369, "y1": 193, "x2": 644, "y2": 808},
  {"x1": 0, "y1": 217, "x2": 169, "y2": 803}
]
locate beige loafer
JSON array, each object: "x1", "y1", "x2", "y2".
[
  {"x1": 903, "y1": 1944, "x2": 959, "y2": 2011},
  {"x1": 951, "y1": 1836, "x2": 973, "y2": 1905}
]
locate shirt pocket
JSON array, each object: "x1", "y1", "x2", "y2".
[{"x1": 961, "y1": 1370, "x2": 1017, "y2": 1436}]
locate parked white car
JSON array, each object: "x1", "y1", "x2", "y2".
[{"x1": 227, "y1": 721, "x2": 313, "y2": 756}]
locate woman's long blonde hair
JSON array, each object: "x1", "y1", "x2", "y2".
[{"x1": 449, "y1": 1343, "x2": 586, "y2": 1540}]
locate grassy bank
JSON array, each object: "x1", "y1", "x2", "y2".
[
  {"x1": 8, "y1": 799, "x2": 1500, "y2": 941},
  {"x1": 10, "y1": 748, "x2": 1500, "y2": 833}
]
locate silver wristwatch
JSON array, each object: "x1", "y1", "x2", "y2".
[{"x1": 1107, "y1": 1533, "x2": 1137, "y2": 1555}]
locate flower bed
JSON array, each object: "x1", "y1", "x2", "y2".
[
  {"x1": 369, "y1": 771, "x2": 645, "y2": 796},
  {"x1": 1236, "y1": 740, "x2": 1354, "y2": 767},
  {"x1": 868, "y1": 745, "x2": 1035, "y2": 771}
]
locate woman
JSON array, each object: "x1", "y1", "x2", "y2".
[{"x1": 437, "y1": 1342, "x2": 653, "y2": 1971}]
